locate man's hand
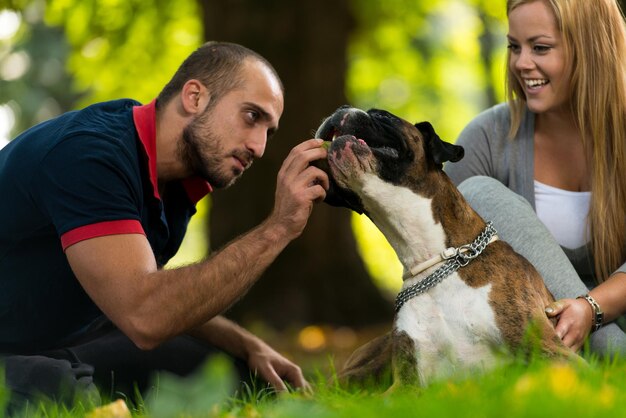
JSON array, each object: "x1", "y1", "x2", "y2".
[
  {"x1": 545, "y1": 298, "x2": 592, "y2": 351},
  {"x1": 244, "y1": 337, "x2": 311, "y2": 393},
  {"x1": 268, "y1": 138, "x2": 329, "y2": 240},
  {"x1": 193, "y1": 316, "x2": 311, "y2": 393}
]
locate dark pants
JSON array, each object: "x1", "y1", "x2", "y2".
[{"x1": 3, "y1": 327, "x2": 252, "y2": 411}]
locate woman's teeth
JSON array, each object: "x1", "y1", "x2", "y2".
[{"x1": 525, "y1": 79, "x2": 549, "y2": 88}]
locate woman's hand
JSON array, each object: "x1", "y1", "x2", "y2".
[{"x1": 545, "y1": 298, "x2": 593, "y2": 351}]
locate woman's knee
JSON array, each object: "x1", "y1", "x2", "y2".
[{"x1": 457, "y1": 176, "x2": 530, "y2": 211}]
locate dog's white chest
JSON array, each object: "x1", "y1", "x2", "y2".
[{"x1": 395, "y1": 273, "x2": 503, "y2": 385}]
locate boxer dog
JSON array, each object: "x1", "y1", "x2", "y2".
[{"x1": 314, "y1": 106, "x2": 579, "y2": 389}]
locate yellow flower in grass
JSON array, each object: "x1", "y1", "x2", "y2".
[
  {"x1": 597, "y1": 384, "x2": 616, "y2": 407},
  {"x1": 514, "y1": 363, "x2": 581, "y2": 399},
  {"x1": 546, "y1": 364, "x2": 580, "y2": 398},
  {"x1": 445, "y1": 382, "x2": 459, "y2": 396},
  {"x1": 513, "y1": 373, "x2": 538, "y2": 396},
  {"x1": 86, "y1": 400, "x2": 131, "y2": 418},
  {"x1": 242, "y1": 405, "x2": 262, "y2": 418},
  {"x1": 513, "y1": 363, "x2": 617, "y2": 409}
]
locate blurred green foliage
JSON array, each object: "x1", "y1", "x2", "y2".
[
  {"x1": 44, "y1": 0, "x2": 202, "y2": 105},
  {"x1": 347, "y1": 0, "x2": 507, "y2": 142},
  {"x1": 145, "y1": 355, "x2": 237, "y2": 418},
  {"x1": 6, "y1": 355, "x2": 626, "y2": 417},
  {"x1": 0, "y1": 2, "x2": 80, "y2": 139}
]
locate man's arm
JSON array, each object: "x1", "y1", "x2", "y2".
[{"x1": 65, "y1": 139, "x2": 329, "y2": 350}]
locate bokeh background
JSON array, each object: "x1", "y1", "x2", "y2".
[{"x1": 0, "y1": 0, "x2": 562, "y2": 374}]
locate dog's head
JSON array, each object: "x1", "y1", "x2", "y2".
[{"x1": 314, "y1": 106, "x2": 464, "y2": 214}]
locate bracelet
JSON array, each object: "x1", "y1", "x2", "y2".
[{"x1": 577, "y1": 294, "x2": 604, "y2": 332}]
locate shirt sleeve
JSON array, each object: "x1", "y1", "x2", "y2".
[
  {"x1": 444, "y1": 107, "x2": 500, "y2": 186},
  {"x1": 33, "y1": 134, "x2": 146, "y2": 250}
]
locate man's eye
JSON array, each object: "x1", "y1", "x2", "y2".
[{"x1": 246, "y1": 111, "x2": 259, "y2": 123}]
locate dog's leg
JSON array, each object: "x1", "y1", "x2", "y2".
[
  {"x1": 386, "y1": 329, "x2": 420, "y2": 394},
  {"x1": 529, "y1": 314, "x2": 587, "y2": 364},
  {"x1": 337, "y1": 332, "x2": 393, "y2": 388}
]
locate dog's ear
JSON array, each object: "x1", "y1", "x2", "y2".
[{"x1": 415, "y1": 121, "x2": 464, "y2": 165}]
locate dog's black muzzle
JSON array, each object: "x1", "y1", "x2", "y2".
[{"x1": 314, "y1": 106, "x2": 411, "y2": 213}]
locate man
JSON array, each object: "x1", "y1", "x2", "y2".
[{"x1": 0, "y1": 41, "x2": 328, "y2": 404}]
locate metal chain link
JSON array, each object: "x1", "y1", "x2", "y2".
[{"x1": 394, "y1": 222, "x2": 497, "y2": 312}]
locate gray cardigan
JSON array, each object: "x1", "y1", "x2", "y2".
[
  {"x1": 444, "y1": 103, "x2": 626, "y2": 286},
  {"x1": 445, "y1": 103, "x2": 537, "y2": 208}
]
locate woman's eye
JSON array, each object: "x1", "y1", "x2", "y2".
[
  {"x1": 533, "y1": 45, "x2": 551, "y2": 53},
  {"x1": 507, "y1": 43, "x2": 520, "y2": 53}
]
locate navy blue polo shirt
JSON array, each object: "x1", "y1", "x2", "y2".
[{"x1": 0, "y1": 99, "x2": 211, "y2": 353}]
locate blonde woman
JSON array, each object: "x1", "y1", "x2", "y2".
[{"x1": 445, "y1": 0, "x2": 626, "y2": 355}]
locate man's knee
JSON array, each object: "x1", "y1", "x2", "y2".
[{"x1": 4, "y1": 355, "x2": 100, "y2": 410}]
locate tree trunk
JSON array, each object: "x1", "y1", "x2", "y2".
[
  {"x1": 477, "y1": 8, "x2": 499, "y2": 108},
  {"x1": 201, "y1": 0, "x2": 393, "y2": 329}
]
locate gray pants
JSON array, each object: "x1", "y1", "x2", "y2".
[{"x1": 458, "y1": 176, "x2": 626, "y2": 357}]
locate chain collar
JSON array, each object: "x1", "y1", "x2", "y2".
[{"x1": 394, "y1": 222, "x2": 498, "y2": 313}]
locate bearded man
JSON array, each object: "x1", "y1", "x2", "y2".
[{"x1": 0, "y1": 41, "x2": 328, "y2": 406}]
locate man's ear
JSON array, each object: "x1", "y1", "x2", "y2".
[
  {"x1": 415, "y1": 121, "x2": 464, "y2": 166},
  {"x1": 181, "y1": 79, "x2": 210, "y2": 115}
]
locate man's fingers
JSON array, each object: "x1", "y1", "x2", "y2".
[
  {"x1": 303, "y1": 165, "x2": 330, "y2": 192},
  {"x1": 282, "y1": 365, "x2": 309, "y2": 391},
  {"x1": 288, "y1": 166, "x2": 329, "y2": 203},
  {"x1": 281, "y1": 139, "x2": 327, "y2": 175},
  {"x1": 264, "y1": 367, "x2": 288, "y2": 392}
]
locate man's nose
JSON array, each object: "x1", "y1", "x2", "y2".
[{"x1": 247, "y1": 131, "x2": 267, "y2": 159}]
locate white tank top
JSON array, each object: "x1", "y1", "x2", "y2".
[{"x1": 534, "y1": 180, "x2": 591, "y2": 250}]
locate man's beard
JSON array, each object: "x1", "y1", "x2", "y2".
[{"x1": 179, "y1": 110, "x2": 254, "y2": 189}]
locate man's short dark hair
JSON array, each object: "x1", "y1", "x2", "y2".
[{"x1": 156, "y1": 41, "x2": 283, "y2": 110}]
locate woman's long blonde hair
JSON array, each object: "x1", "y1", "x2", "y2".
[{"x1": 506, "y1": 0, "x2": 626, "y2": 282}]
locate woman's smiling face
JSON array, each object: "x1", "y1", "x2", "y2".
[{"x1": 507, "y1": 0, "x2": 571, "y2": 115}]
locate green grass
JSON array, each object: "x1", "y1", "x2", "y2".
[{"x1": 4, "y1": 353, "x2": 626, "y2": 418}]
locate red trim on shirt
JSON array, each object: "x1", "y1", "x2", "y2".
[
  {"x1": 182, "y1": 177, "x2": 212, "y2": 204},
  {"x1": 61, "y1": 220, "x2": 145, "y2": 250},
  {"x1": 132, "y1": 100, "x2": 212, "y2": 203},
  {"x1": 132, "y1": 100, "x2": 160, "y2": 200}
]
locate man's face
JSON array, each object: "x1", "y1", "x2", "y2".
[{"x1": 180, "y1": 60, "x2": 284, "y2": 188}]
